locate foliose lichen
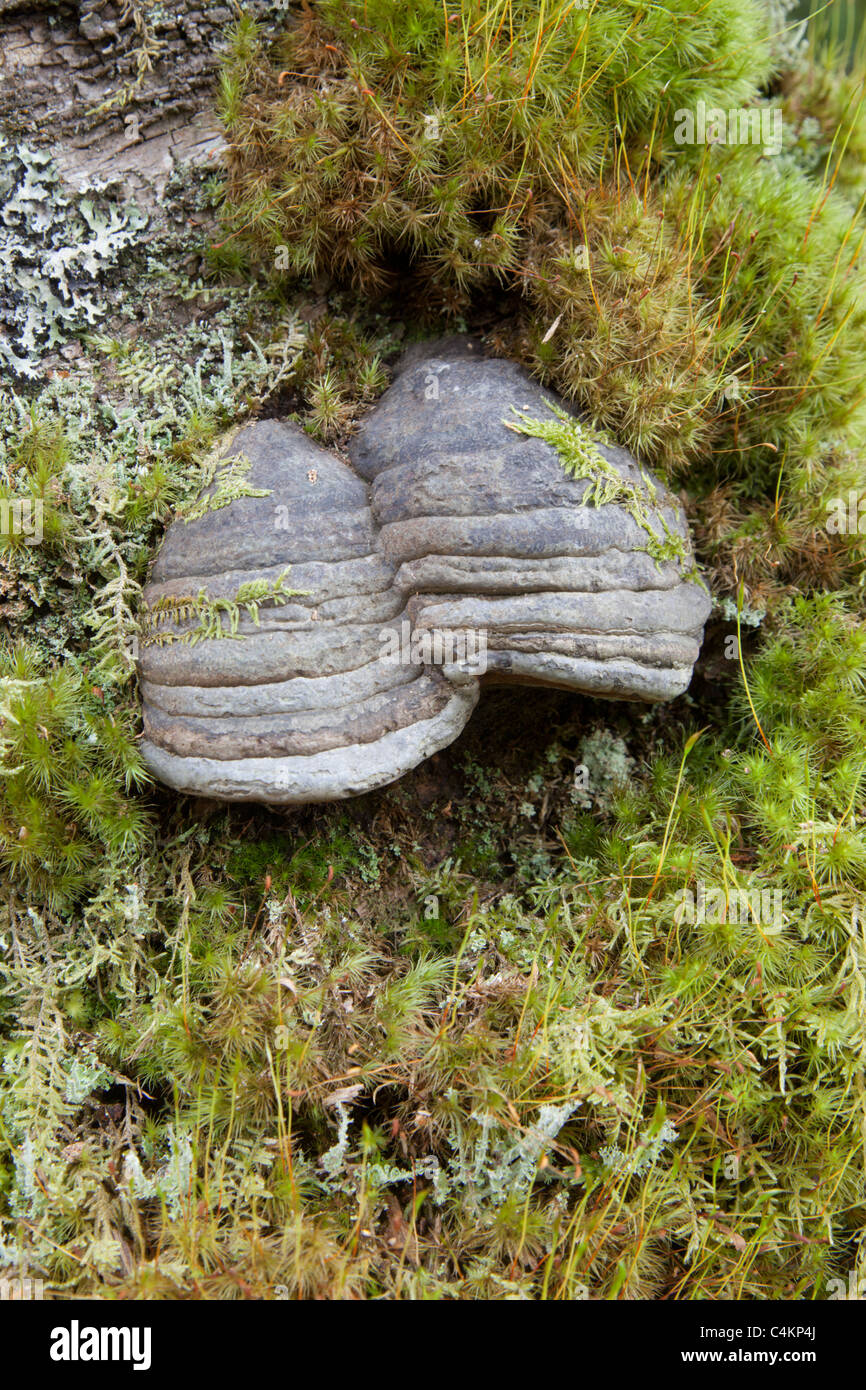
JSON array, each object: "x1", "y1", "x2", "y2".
[{"x1": 0, "y1": 137, "x2": 147, "y2": 378}]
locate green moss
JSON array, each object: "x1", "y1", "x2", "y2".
[
  {"x1": 217, "y1": 0, "x2": 866, "y2": 519},
  {"x1": 179, "y1": 452, "x2": 271, "y2": 523},
  {"x1": 227, "y1": 820, "x2": 380, "y2": 900},
  {"x1": 0, "y1": 644, "x2": 151, "y2": 908},
  {"x1": 220, "y1": 0, "x2": 772, "y2": 295},
  {"x1": 3, "y1": 0, "x2": 866, "y2": 1309},
  {"x1": 140, "y1": 569, "x2": 307, "y2": 647},
  {"x1": 666, "y1": 146, "x2": 866, "y2": 490},
  {"x1": 507, "y1": 401, "x2": 689, "y2": 568}
]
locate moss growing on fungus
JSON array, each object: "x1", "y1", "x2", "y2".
[
  {"x1": 179, "y1": 452, "x2": 271, "y2": 523},
  {"x1": 506, "y1": 403, "x2": 616, "y2": 485},
  {"x1": 140, "y1": 569, "x2": 308, "y2": 647},
  {"x1": 506, "y1": 401, "x2": 690, "y2": 568}
]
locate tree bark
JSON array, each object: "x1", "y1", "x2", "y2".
[{"x1": 0, "y1": 0, "x2": 271, "y2": 203}]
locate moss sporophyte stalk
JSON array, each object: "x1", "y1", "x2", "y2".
[{"x1": 506, "y1": 402, "x2": 690, "y2": 568}]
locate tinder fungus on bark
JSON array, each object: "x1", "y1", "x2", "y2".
[{"x1": 138, "y1": 346, "x2": 711, "y2": 802}]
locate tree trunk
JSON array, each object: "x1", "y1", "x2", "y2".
[{"x1": 0, "y1": 0, "x2": 270, "y2": 203}]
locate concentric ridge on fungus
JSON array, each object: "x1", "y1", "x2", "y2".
[{"x1": 138, "y1": 343, "x2": 712, "y2": 803}]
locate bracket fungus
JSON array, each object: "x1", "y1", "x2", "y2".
[{"x1": 138, "y1": 345, "x2": 711, "y2": 802}]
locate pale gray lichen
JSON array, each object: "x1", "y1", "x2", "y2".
[
  {"x1": 0, "y1": 137, "x2": 147, "y2": 378},
  {"x1": 573, "y1": 728, "x2": 636, "y2": 812},
  {"x1": 600, "y1": 1118, "x2": 679, "y2": 1179},
  {"x1": 717, "y1": 595, "x2": 766, "y2": 629},
  {"x1": 759, "y1": 0, "x2": 808, "y2": 75}
]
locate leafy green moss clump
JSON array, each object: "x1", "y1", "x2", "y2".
[
  {"x1": 0, "y1": 644, "x2": 151, "y2": 908},
  {"x1": 219, "y1": 0, "x2": 771, "y2": 295},
  {"x1": 506, "y1": 400, "x2": 689, "y2": 567},
  {"x1": 179, "y1": 452, "x2": 271, "y2": 522},
  {"x1": 140, "y1": 570, "x2": 307, "y2": 648}
]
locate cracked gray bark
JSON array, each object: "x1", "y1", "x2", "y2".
[{"x1": 0, "y1": 0, "x2": 272, "y2": 202}]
